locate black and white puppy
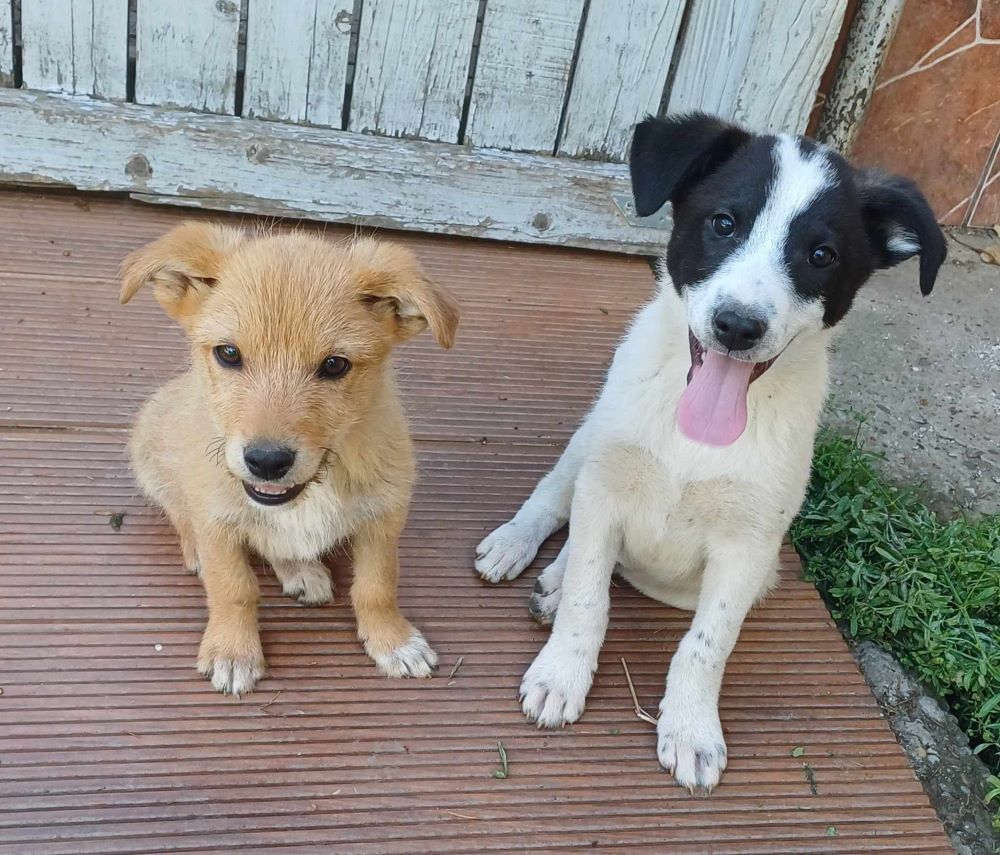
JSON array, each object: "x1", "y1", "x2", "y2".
[{"x1": 475, "y1": 113, "x2": 945, "y2": 792}]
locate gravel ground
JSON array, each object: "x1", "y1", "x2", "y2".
[
  {"x1": 827, "y1": 231, "x2": 1000, "y2": 516},
  {"x1": 854, "y1": 643, "x2": 998, "y2": 855}
]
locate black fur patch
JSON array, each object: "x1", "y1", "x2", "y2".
[{"x1": 629, "y1": 115, "x2": 946, "y2": 327}]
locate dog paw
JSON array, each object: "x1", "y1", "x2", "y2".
[
  {"x1": 197, "y1": 624, "x2": 265, "y2": 696},
  {"x1": 199, "y1": 656, "x2": 265, "y2": 696},
  {"x1": 519, "y1": 642, "x2": 595, "y2": 727},
  {"x1": 180, "y1": 544, "x2": 201, "y2": 576},
  {"x1": 370, "y1": 630, "x2": 438, "y2": 678},
  {"x1": 528, "y1": 576, "x2": 561, "y2": 624},
  {"x1": 274, "y1": 560, "x2": 333, "y2": 605},
  {"x1": 656, "y1": 705, "x2": 727, "y2": 794},
  {"x1": 475, "y1": 521, "x2": 540, "y2": 583}
]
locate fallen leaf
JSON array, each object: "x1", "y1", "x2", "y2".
[
  {"x1": 979, "y1": 245, "x2": 1000, "y2": 265},
  {"x1": 791, "y1": 746, "x2": 806, "y2": 757}
]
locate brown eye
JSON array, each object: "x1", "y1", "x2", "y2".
[
  {"x1": 809, "y1": 245, "x2": 837, "y2": 268},
  {"x1": 711, "y1": 213, "x2": 736, "y2": 237},
  {"x1": 319, "y1": 355, "x2": 351, "y2": 380},
  {"x1": 213, "y1": 344, "x2": 242, "y2": 368}
]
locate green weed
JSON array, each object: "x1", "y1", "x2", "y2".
[{"x1": 790, "y1": 426, "x2": 1000, "y2": 821}]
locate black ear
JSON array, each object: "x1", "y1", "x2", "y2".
[
  {"x1": 856, "y1": 169, "x2": 946, "y2": 296},
  {"x1": 629, "y1": 113, "x2": 751, "y2": 216}
]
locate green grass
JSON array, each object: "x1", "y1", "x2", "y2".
[{"x1": 790, "y1": 425, "x2": 1000, "y2": 794}]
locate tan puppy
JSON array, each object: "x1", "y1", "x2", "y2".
[{"x1": 120, "y1": 223, "x2": 459, "y2": 695}]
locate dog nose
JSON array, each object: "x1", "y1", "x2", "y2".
[
  {"x1": 243, "y1": 443, "x2": 296, "y2": 481},
  {"x1": 712, "y1": 309, "x2": 767, "y2": 351}
]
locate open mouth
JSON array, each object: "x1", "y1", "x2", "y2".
[
  {"x1": 242, "y1": 481, "x2": 307, "y2": 506},
  {"x1": 678, "y1": 330, "x2": 778, "y2": 448}
]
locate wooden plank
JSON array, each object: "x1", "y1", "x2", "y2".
[
  {"x1": 667, "y1": 0, "x2": 762, "y2": 118},
  {"x1": 0, "y1": 0, "x2": 13, "y2": 87},
  {"x1": 135, "y1": 0, "x2": 240, "y2": 113},
  {"x1": 465, "y1": 0, "x2": 586, "y2": 154},
  {"x1": 0, "y1": 89, "x2": 670, "y2": 255},
  {"x1": 19, "y1": 0, "x2": 127, "y2": 98},
  {"x1": 243, "y1": 0, "x2": 353, "y2": 126},
  {"x1": 733, "y1": 0, "x2": 848, "y2": 132},
  {"x1": 817, "y1": 0, "x2": 905, "y2": 153},
  {"x1": 302, "y1": 0, "x2": 353, "y2": 127},
  {"x1": 558, "y1": 0, "x2": 686, "y2": 161},
  {"x1": 349, "y1": 0, "x2": 478, "y2": 143},
  {"x1": 668, "y1": 0, "x2": 847, "y2": 133}
]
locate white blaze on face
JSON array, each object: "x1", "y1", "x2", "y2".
[
  {"x1": 686, "y1": 135, "x2": 837, "y2": 362},
  {"x1": 677, "y1": 137, "x2": 839, "y2": 448}
]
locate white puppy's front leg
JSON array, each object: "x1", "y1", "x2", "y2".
[
  {"x1": 519, "y1": 486, "x2": 618, "y2": 728},
  {"x1": 658, "y1": 539, "x2": 778, "y2": 793}
]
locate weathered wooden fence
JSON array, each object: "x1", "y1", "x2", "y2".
[{"x1": 0, "y1": 0, "x2": 848, "y2": 252}]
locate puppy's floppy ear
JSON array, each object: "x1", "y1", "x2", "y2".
[
  {"x1": 351, "y1": 238, "x2": 460, "y2": 348},
  {"x1": 629, "y1": 112, "x2": 751, "y2": 216},
  {"x1": 119, "y1": 222, "x2": 242, "y2": 321},
  {"x1": 856, "y1": 169, "x2": 946, "y2": 296}
]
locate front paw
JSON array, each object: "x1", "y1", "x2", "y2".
[
  {"x1": 519, "y1": 642, "x2": 595, "y2": 727},
  {"x1": 475, "y1": 521, "x2": 539, "y2": 583},
  {"x1": 275, "y1": 560, "x2": 334, "y2": 605},
  {"x1": 368, "y1": 629, "x2": 438, "y2": 678},
  {"x1": 656, "y1": 702, "x2": 727, "y2": 794},
  {"x1": 197, "y1": 621, "x2": 265, "y2": 696}
]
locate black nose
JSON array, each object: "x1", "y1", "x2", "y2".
[
  {"x1": 712, "y1": 309, "x2": 767, "y2": 351},
  {"x1": 243, "y1": 443, "x2": 296, "y2": 481}
]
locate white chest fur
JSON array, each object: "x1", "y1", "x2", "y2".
[
  {"x1": 234, "y1": 481, "x2": 382, "y2": 564},
  {"x1": 578, "y1": 285, "x2": 831, "y2": 603}
]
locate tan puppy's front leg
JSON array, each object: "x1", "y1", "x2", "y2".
[
  {"x1": 352, "y1": 512, "x2": 438, "y2": 678},
  {"x1": 195, "y1": 528, "x2": 265, "y2": 696}
]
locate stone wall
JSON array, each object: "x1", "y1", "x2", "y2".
[{"x1": 850, "y1": 0, "x2": 999, "y2": 227}]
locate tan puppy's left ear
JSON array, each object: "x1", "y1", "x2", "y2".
[
  {"x1": 119, "y1": 222, "x2": 242, "y2": 325},
  {"x1": 352, "y1": 238, "x2": 460, "y2": 349}
]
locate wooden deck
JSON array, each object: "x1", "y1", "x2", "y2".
[{"x1": 0, "y1": 191, "x2": 952, "y2": 853}]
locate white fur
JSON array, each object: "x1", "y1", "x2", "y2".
[
  {"x1": 476, "y1": 274, "x2": 832, "y2": 792},
  {"x1": 688, "y1": 136, "x2": 836, "y2": 362},
  {"x1": 887, "y1": 227, "x2": 920, "y2": 256},
  {"x1": 369, "y1": 630, "x2": 439, "y2": 678},
  {"x1": 199, "y1": 656, "x2": 263, "y2": 697},
  {"x1": 272, "y1": 559, "x2": 334, "y2": 605}
]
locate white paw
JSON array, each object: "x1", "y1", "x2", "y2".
[
  {"x1": 657, "y1": 702, "x2": 728, "y2": 793},
  {"x1": 528, "y1": 575, "x2": 561, "y2": 624},
  {"x1": 276, "y1": 561, "x2": 333, "y2": 605},
  {"x1": 475, "y1": 521, "x2": 540, "y2": 583},
  {"x1": 370, "y1": 631, "x2": 439, "y2": 678},
  {"x1": 519, "y1": 641, "x2": 595, "y2": 727},
  {"x1": 198, "y1": 657, "x2": 264, "y2": 697}
]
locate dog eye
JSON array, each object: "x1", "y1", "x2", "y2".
[
  {"x1": 808, "y1": 245, "x2": 837, "y2": 268},
  {"x1": 318, "y1": 355, "x2": 352, "y2": 380},
  {"x1": 213, "y1": 344, "x2": 242, "y2": 368},
  {"x1": 711, "y1": 213, "x2": 736, "y2": 237}
]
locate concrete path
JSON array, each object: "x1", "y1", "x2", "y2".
[{"x1": 828, "y1": 233, "x2": 1000, "y2": 515}]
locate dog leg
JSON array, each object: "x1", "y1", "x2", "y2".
[
  {"x1": 172, "y1": 515, "x2": 201, "y2": 576},
  {"x1": 195, "y1": 530, "x2": 265, "y2": 696},
  {"x1": 519, "y1": 484, "x2": 618, "y2": 727},
  {"x1": 352, "y1": 513, "x2": 438, "y2": 678},
  {"x1": 528, "y1": 542, "x2": 568, "y2": 624},
  {"x1": 657, "y1": 539, "x2": 778, "y2": 793},
  {"x1": 272, "y1": 559, "x2": 334, "y2": 605},
  {"x1": 475, "y1": 424, "x2": 588, "y2": 583}
]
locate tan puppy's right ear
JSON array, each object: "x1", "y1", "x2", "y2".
[{"x1": 119, "y1": 222, "x2": 242, "y2": 323}]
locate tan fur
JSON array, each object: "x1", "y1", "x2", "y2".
[{"x1": 120, "y1": 223, "x2": 459, "y2": 695}]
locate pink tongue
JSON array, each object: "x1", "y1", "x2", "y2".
[{"x1": 677, "y1": 349, "x2": 754, "y2": 446}]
